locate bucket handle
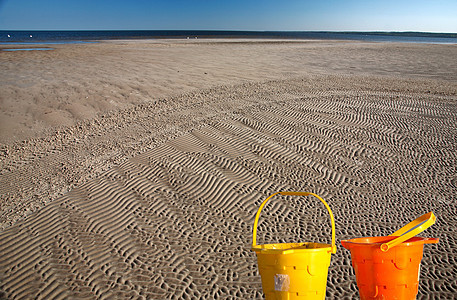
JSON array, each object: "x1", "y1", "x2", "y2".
[
  {"x1": 380, "y1": 212, "x2": 436, "y2": 252},
  {"x1": 421, "y1": 237, "x2": 439, "y2": 244},
  {"x1": 252, "y1": 191, "x2": 336, "y2": 254}
]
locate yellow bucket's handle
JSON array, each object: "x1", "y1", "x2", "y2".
[
  {"x1": 252, "y1": 191, "x2": 336, "y2": 254},
  {"x1": 380, "y1": 212, "x2": 436, "y2": 252}
]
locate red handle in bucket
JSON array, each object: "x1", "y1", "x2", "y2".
[
  {"x1": 420, "y1": 237, "x2": 440, "y2": 244},
  {"x1": 252, "y1": 191, "x2": 336, "y2": 254}
]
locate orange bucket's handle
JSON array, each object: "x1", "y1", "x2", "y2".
[
  {"x1": 380, "y1": 212, "x2": 436, "y2": 252},
  {"x1": 422, "y1": 237, "x2": 439, "y2": 244},
  {"x1": 252, "y1": 192, "x2": 336, "y2": 254}
]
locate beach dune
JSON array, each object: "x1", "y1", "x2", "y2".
[{"x1": 1, "y1": 40, "x2": 456, "y2": 298}]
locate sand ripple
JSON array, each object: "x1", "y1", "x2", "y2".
[{"x1": 1, "y1": 75, "x2": 456, "y2": 298}]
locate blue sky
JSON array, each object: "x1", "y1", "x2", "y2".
[{"x1": 0, "y1": 0, "x2": 456, "y2": 32}]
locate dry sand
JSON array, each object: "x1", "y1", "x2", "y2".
[{"x1": 0, "y1": 39, "x2": 456, "y2": 298}]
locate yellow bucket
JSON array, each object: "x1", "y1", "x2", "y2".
[{"x1": 251, "y1": 192, "x2": 336, "y2": 300}]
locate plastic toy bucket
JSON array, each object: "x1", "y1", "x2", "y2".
[
  {"x1": 251, "y1": 192, "x2": 336, "y2": 300},
  {"x1": 341, "y1": 212, "x2": 439, "y2": 300}
]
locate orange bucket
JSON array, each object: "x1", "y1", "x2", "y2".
[{"x1": 341, "y1": 212, "x2": 438, "y2": 300}]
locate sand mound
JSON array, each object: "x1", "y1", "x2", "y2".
[{"x1": 1, "y1": 75, "x2": 456, "y2": 298}]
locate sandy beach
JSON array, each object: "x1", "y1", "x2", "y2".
[{"x1": 1, "y1": 39, "x2": 456, "y2": 298}]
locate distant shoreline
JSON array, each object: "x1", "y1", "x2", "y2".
[{"x1": 1, "y1": 30, "x2": 457, "y2": 44}]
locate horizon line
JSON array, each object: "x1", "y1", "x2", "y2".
[{"x1": 1, "y1": 29, "x2": 456, "y2": 34}]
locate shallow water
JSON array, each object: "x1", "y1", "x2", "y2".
[
  {"x1": 2, "y1": 48, "x2": 54, "y2": 51},
  {"x1": 1, "y1": 30, "x2": 457, "y2": 44}
]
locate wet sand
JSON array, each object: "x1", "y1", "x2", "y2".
[{"x1": 1, "y1": 39, "x2": 456, "y2": 298}]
